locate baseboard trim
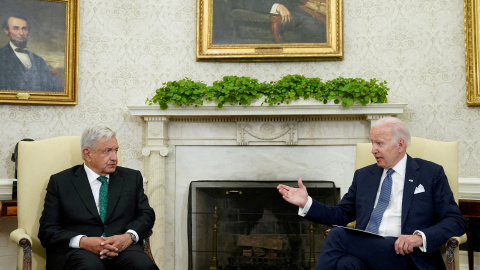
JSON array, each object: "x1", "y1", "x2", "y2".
[{"x1": 459, "y1": 250, "x2": 479, "y2": 270}]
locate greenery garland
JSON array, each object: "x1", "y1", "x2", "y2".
[{"x1": 146, "y1": 75, "x2": 389, "y2": 110}]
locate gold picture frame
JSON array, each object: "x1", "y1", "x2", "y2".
[
  {"x1": 196, "y1": 0, "x2": 343, "y2": 62},
  {"x1": 465, "y1": 0, "x2": 480, "y2": 106},
  {"x1": 0, "y1": 0, "x2": 78, "y2": 105}
]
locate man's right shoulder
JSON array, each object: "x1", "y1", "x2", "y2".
[
  {"x1": 356, "y1": 163, "x2": 380, "y2": 173},
  {"x1": 50, "y1": 164, "x2": 84, "y2": 179}
]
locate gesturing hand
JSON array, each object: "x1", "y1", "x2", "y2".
[{"x1": 277, "y1": 177, "x2": 309, "y2": 208}]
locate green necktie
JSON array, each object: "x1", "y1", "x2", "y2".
[{"x1": 97, "y1": 176, "x2": 108, "y2": 236}]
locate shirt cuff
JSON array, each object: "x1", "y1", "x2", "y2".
[
  {"x1": 270, "y1": 3, "x2": 280, "y2": 14},
  {"x1": 126, "y1": 229, "x2": 139, "y2": 244},
  {"x1": 69, "y1": 235, "x2": 86, "y2": 248},
  {"x1": 413, "y1": 230, "x2": 427, "y2": 252},
  {"x1": 298, "y1": 196, "x2": 313, "y2": 217}
]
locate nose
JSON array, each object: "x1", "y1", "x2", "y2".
[
  {"x1": 110, "y1": 151, "x2": 118, "y2": 161},
  {"x1": 371, "y1": 145, "x2": 378, "y2": 154}
]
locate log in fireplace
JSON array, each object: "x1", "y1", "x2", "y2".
[{"x1": 188, "y1": 180, "x2": 338, "y2": 270}]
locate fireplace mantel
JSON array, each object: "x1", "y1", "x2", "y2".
[
  {"x1": 128, "y1": 103, "x2": 406, "y2": 270},
  {"x1": 128, "y1": 102, "x2": 406, "y2": 117}
]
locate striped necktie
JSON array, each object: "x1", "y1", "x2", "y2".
[{"x1": 365, "y1": 168, "x2": 394, "y2": 234}]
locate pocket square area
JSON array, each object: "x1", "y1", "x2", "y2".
[{"x1": 414, "y1": 184, "x2": 425, "y2": 194}]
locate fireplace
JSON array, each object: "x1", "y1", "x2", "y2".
[
  {"x1": 188, "y1": 180, "x2": 337, "y2": 270},
  {"x1": 128, "y1": 102, "x2": 405, "y2": 269}
]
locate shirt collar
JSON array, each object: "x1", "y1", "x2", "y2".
[
  {"x1": 387, "y1": 153, "x2": 407, "y2": 177},
  {"x1": 84, "y1": 163, "x2": 109, "y2": 184}
]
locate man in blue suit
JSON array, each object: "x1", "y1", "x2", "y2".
[{"x1": 277, "y1": 117, "x2": 466, "y2": 269}]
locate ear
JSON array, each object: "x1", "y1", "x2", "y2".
[
  {"x1": 398, "y1": 138, "x2": 406, "y2": 151},
  {"x1": 82, "y1": 148, "x2": 91, "y2": 161}
]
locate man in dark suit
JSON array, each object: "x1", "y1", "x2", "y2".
[
  {"x1": 38, "y1": 126, "x2": 158, "y2": 270},
  {"x1": 277, "y1": 117, "x2": 466, "y2": 269},
  {"x1": 0, "y1": 13, "x2": 62, "y2": 91}
]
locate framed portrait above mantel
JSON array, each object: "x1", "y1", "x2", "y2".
[
  {"x1": 0, "y1": 0, "x2": 78, "y2": 105},
  {"x1": 196, "y1": 0, "x2": 343, "y2": 62},
  {"x1": 465, "y1": 0, "x2": 480, "y2": 106}
]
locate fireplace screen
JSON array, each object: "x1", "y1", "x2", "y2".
[{"x1": 188, "y1": 180, "x2": 338, "y2": 270}]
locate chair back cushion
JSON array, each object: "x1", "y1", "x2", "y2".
[
  {"x1": 16, "y1": 136, "x2": 122, "y2": 269},
  {"x1": 355, "y1": 137, "x2": 459, "y2": 202}
]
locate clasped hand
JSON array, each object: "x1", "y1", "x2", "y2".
[{"x1": 79, "y1": 234, "x2": 133, "y2": 259}]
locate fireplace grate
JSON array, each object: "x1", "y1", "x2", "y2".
[{"x1": 188, "y1": 180, "x2": 338, "y2": 270}]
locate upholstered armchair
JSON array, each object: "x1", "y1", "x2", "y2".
[
  {"x1": 9, "y1": 136, "x2": 155, "y2": 270},
  {"x1": 330, "y1": 137, "x2": 466, "y2": 269}
]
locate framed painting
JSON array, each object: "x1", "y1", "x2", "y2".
[
  {"x1": 196, "y1": 0, "x2": 343, "y2": 61},
  {"x1": 465, "y1": 0, "x2": 480, "y2": 106},
  {"x1": 0, "y1": 0, "x2": 78, "y2": 105}
]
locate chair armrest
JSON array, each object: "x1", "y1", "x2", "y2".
[
  {"x1": 10, "y1": 228, "x2": 33, "y2": 270},
  {"x1": 445, "y1": 233, "x2": 467, "y2": 270},
  {"x1": 143, "y1": 230, "x2": 156, "y2": 266},
  {"x1": 10, "y1": 228, "x2": 32, "y2": 246},
  {"x1": 450, "y1": 233, "x2": 467, "y2": 245}
]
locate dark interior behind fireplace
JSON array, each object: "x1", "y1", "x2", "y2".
[{"x1": 188, "y1": 180, "x2": 338, "y2": 270}]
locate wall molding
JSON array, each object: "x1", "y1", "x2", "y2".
[
  {"x1": 459, "y1": 178, "x2": 480, "y2": 200},
  {"x1": 0, "y1": 179, "x2": 15, "y2": 201}
]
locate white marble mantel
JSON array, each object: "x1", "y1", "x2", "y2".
[{"x1": 128, "y1": 103, "x2": 406, "y2": 270}]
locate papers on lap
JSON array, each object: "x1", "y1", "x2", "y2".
[{"x1": 332, "y1": 225, "x2": 385, "y2": 238}]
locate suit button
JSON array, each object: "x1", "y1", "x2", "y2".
[{"x1": 104, "y1": 225, "x2": 108, "y2": 229}]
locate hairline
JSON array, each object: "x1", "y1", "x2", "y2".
[
  {"x1": 371, "y1": 117, "x2": 411, "y2": 146},
  {"x1": 81, "y1": 126, "x2": 116, "y2": 160},
  {"x1": 2, "y1": 15, "x2": 29, "y2": 30}
]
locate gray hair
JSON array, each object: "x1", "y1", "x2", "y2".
[
  {"x1": 372, "y1": 117, "x2": 411, "y2": 146},
  {"x1": 81, "y1": 126, "x2": 116, "y2": 159}
]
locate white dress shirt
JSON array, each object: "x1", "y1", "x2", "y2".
[{"x1": 10, "y1": 42, "x2": 32, "y2": 70}]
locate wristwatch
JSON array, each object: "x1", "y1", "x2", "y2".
[
  {"x1": 127, "y1": 232, "x2": 136, "y2": 243},
  {"x1": 413, "y1": 231, "x2": 423, "y2": 238}
]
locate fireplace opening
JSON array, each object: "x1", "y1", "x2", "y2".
[{"x1": 188, "y1": 180, "x2": 338, "y2": 270}]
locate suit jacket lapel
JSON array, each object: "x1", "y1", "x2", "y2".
[
  {"x1": 106, "y1": 170, "x2": 123, "y2": 221},
  {"x1": 401, "y1": 155, "x2": 420, "y2": 229},
  {"x1": 71, "y1": 166, "x2": 102, "y2": 222}
]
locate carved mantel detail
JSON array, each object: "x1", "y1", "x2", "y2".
[{"x1": 237, "y1": 120, "x2": 298, "y2": 145}]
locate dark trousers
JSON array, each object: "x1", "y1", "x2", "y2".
[
  {"x1": 316, "y1": 227, "x2": 418, "y2": 270},
  {"x1": 64, "y1": 244, "x2": 158, "y2": 270},
  {"x1": 278, "y1": 6, "x2": 326, "y2": 43}
]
